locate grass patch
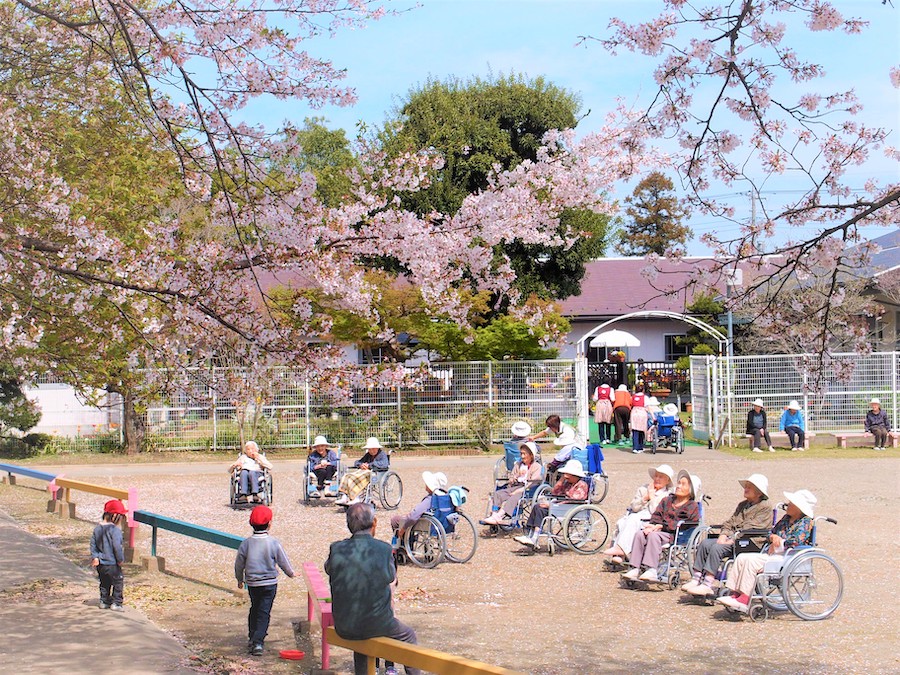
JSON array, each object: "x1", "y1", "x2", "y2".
[{"x1": 713, "y1": 444, "x2": 898, "y2": 460}]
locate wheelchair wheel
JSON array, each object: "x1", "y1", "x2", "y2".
[
  {"x1": 378, "y1": 471, "x2": 403, "y2": 510},
  {"x1": 590, "y1": 473, "x2": 609, "y2": 504},
  {"x1": 749, "y1": 602, "x2": 768, "y2": 622},
  {"x1": 404, "y1": 515, "x2": 445, "y2": 569},
  {"x1": 545, "y1": 514, "x2": 566, "y2": 551},
  {"x1": 651, "y1": 435, "x2": 658, "y2": 454},
  {"x1": 229, "y1": 474, "x2": 238, "y2": 506},
  {"x1": 782, "y1": 550, "x2": 843, "y2": 621},
  {"x1": 444, "y1": 512, "x2": 478, "y2": 564},
  {"x1": 562, "y1": 505, "x2": 609, "y2": 554},
  {"x1": 301, "y1": 471, "x2": 310, "y2": 505},
  {"x1": 676, "y1": 428, "x2": 685, "y2": 454},
  {"x1": 262, "y1": 474, "x2": 273, "y2": 505}
]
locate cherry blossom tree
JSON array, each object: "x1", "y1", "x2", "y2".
[
  {"x1": 1, "y1": 0, "x2": 648, "y2": 415},
  {"x1": 590, "y1": 0, "x2": 899, "y2": 355}
]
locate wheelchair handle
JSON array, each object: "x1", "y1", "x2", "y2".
[{"x1": 824, "y1": 517, "x2": 838, "y2": 525}]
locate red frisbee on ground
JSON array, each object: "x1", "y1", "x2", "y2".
[{"x1": 279, "y1": 649, "x2": 305, "y2": 660}]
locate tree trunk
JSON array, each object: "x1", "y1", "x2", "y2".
[{"x1": 122, "y1": 390, "x2": 145, "y2": 455}]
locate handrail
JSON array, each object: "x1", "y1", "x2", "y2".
[
  {"x1": 132, "y1": 510, "x2": 243, "y2": 557},
  {"x1": 55, "y1": 477, "x2": 129, "y2": 501},
  {"x1": 324, "y1": 626, "x2": 523, "y2": 675},
  {"x1": 0, "y1": 463, "x2": 57, "y2": 482}
]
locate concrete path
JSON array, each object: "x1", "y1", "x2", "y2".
[{"x1": 0, "y1": 510, "x2": 195, "y2": 674}]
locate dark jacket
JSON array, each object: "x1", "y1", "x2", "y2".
[
  {"x1": 354, "y1": 449, "x2": 389, "y2": 471},
  {"x1": 746, "y1": 409, "x2": 767, "y2": 434},
  {"x1": 865, "y1": 408, "x2": 890, "y2": 432}
]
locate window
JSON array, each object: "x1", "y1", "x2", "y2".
[
  {"x1": 664, "y1": 334, "x2": 689, "y2": 361},
  {"x1": 358, "y1": 347, "x2": 386, "y2": 365}
]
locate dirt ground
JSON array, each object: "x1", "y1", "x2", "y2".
[{"x1": 1, "y1": 444, "x2": 898, "y2": 674}]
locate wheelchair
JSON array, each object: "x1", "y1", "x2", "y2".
[
  {"x1": 621, "y1": 493, "x2": 710, "y2": 588},
  {"x1": 481, "y1": 441, "x2": 545, "y2": 534},
  {"x1": 229, "y1": 467, "x2": 273, "y2": 507},
  {"x1": 727, "y1": 515, "x2": 843, "y2": 622},
  {"x1": 537, "y1": 444, "x2": 609, "y2": 506},
  {"x1": 301, "y1": 445, "x2": 343, "y2": 505},
  {"x1": 399, "y1": 487, "x2": 478, "y2": 568},
  {"x1": 536, "y1": 499, "x2": 610, "y2": 556},
  {"x1": 356, "y1": 450, "x2": 403, "y2": 510},
  {"x1": 650, "y1": 413, "x2": 684, "y2": 454}
]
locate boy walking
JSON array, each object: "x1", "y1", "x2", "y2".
[
  {"x1": 90, "y1": 499, "x2": 127, "y2": 611},
  {"x1": 234, "y1": 505, "x2": 295, "y2": 656}
]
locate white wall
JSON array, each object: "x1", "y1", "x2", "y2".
[
  {"x1": 559, "y1": 319, "x2": 689, "y2": 361},
  {"x1": 23, "y1": 384, "x2": 116, "y2": 437}
]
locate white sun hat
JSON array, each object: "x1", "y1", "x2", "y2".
[
  {"x1": 510, "y1": 421, "x2": 532, "y2": 437},
  {"x1": 422, "y1": 471, "x2": 446, "y2": 493},
  {"x1": 363, "y1": 437, "x2": 383, "y2": 450},
  {"x1": 312, "y1": 435, "x2": 330, "y2": 447},
  {"x1": 663, "y1": 403, "x2": 679, "y2": 416},
  {"x1": 787, "y1": 400, "x2": 802, "y2": 411},
  {"x1": 559, "y1": 459, "x2": 586, "y2": 478},
  {"x1": 752, "y1": 398, "x2": 764, "y2": 407},
  {"x1": 783, "y1": 489, "x2": 817, "y2": 518},
  {"x1": 739, "y1": 473, "x2": 769, "y2": 499},
  {"x1": 648, "y1": 464, "x2": 675, "y2": 485},
  {"x1": 870, "y1": 398, "x2": 881, "y2": 406},
  {"x1": 676, "y1": 469, "x2": 701, "y2": 500}
]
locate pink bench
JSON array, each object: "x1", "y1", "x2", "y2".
[
  {"x1": 833, "y1": 431, "x2": 899, "y2": 449},
  {"x1": 302, "y1": 562, "x2": 334, "y2": 669}
]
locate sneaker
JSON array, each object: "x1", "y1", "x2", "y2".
[
  {"x1": 309, "y1": 489, "x2": 322, "y2": 498},
  {"x1": 334, "y1": 494, "x2": 349, "y2": 505},
  {"x1": 250, "y1": 643, "x2": 264, "y2": 656},
  {"x1": 689, "y1": 583, "x2": 716, "y2": 597},
  {"x1": 639, "y1": 568, "x2": 659, "y2": 582},
  {"x1": 109, "y1": 604, "x2": 124, "y2": 612},
  {"x1": 631, "y1": 448, "x2": 643, "y2": 454},
  {"x1": 622, "y1": 567, "x2": 641, "y2": 580},
  {"x1": 752, "y1": 447, "x2": 762, "y2": 453},
  {"x1": 611, "y1": 556, "x2": 624, "y2": 565},
  {"x1": 513, "y1": 534, "x2": 537, "y2": 547},
  {"x1": 384, "y1": 668, "x2": 399, "y2": 675},
  {"x1": 98, "y1": 602, "x2": 109, "y2": 610},
  {"x1": 680, "y1": 580, "x2": 700, "y2": 592},
  {"x1": 768, "y1": 447, "x2": 776, "y2": 453},
  {"x1": 717, "y1": 595, "x2": 749, "y2": 613}
]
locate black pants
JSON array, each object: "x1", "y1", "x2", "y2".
[
  {"x1": 749, "y1": 428, "x2": 772, "y2": 449},
  {"x1": 785, "y1": 425, "x2": 805, "y2": 448},
  {"x1": 312, "y1": 464, "x2": 337, "y2": 488},
  {"x1": 352, "y1": 619, "x2": 421, "y2": 675},
  {"x1": 613, "y1": 406, "x2": 631, "y2": 441},
  {"x1": 248, "y1": 584, "x2": 278, "y2": 645},
  {"x1": 97, "y1": 563, "x2": 124, "y2": 606}
]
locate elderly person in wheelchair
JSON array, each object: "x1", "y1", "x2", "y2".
[
  {"x1": 307, "y1": 435, "x2": 340, "y2": 498},
  {"x1": 683, "y1": 473, "x2": 771, "y2": 597},
  {"x1": 482, "y1": 441, "x2": 543, "y2": 526},
  {"x1": 622, "y1": 470, "x2": 700, "y2": 584},
  {"x1": 335, "y1": 437, "x2": 389, "y2": 506},
  {"x1": 716, "y1": 489, "x2": 816, "y2": 614},
  {"x1": 513, "y1": 459, "x2": 589, "y2": 549},
  {"x1": 390, "y1": 471, "x2": 447, "y2": 539},
  {"x1": 602, "y1": 464, "x2": 674, "y2": 564},
  {"x1": 229, "y1": 440, "x2": 272, "y2": 503}
]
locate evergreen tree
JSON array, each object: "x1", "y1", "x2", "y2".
[{"x1": 616, "y1": 172, "x2": 691, "y2": 256}]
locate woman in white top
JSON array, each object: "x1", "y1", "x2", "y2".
[
  {"x1": 602, "y1": 464, "x2": 674, "y2": 563},
  {"x1": 229, "y1": 441, "x2": 272, "y2": 502},
  {"x1": 482, "y1": 442, "x2": 543, "y2": 525}
]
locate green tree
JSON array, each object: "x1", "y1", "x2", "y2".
[
  {"x1": 0, "y1": 366, "x2": 41, "y2": 437},
  {"x1": 286, "y1": 117, "x2": 359, "y2": 207},
  {"x1": 679, "y1": 293, "x2": 726, "y2": 356},
  {"x1": 381, "y1": 73, "x2": 612, "y2": 303},
  {"x1": 616, "y1": 172, "x2": 691, "y2": 256}
]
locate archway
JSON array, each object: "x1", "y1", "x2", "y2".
[{"x1": 574, "y1": 311, "x2": 727, "y2": 443}]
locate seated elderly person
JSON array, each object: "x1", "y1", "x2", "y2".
[
  {"x1": 622, "y1": 470, "x2": 701, "y2": 584},
  {"x1": 716, "y1": 489, "x2": 817, "y2": 614},
  {"x1": 683, "y1": 473, "x2": 772, "y2": 596},
  {"x1": 335, "y1": 437, "x2": 389, "y2": 506},
  {"x1": 307, "y1": 435, "x2": 340, "y2": 498},
  {"x1": 228, "y1": 440, "x2": 272, "y2": 503},
  {"x1": 545, "y1": 426, "x2": 581, "y2": 474},
  {"x1": 513, "y1": 459, "x2": 589, "y2": 549},
  {"x1": 391, "y1": 471, "x2": 447, "y2": 537},
  {"x1": 482, "y1": 442, "x2": 543, "y2": 526},
  {"x1": 602, "y1": 464, "x2": 674, "y2": 563}
]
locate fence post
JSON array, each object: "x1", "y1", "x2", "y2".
[
  {"x1": 397, "y1": 385, "x2": 403, "y2": 448},
  {"x1": 304, "y1": 375, "x2": 311, "y2": 449},
  {"x1": 212, "y1": 377, "x2": 218, "y2": 452}
]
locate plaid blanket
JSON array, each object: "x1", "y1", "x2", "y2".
[{"x1": 339, "y1": 469, "x2": 371, "y2": 500}]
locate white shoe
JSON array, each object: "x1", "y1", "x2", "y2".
[
  {"x1": 514, "y1": 534, "x2": 537, "y2": 547},
  {"x1": 109, "y1": 604, "x2": 124, "y2": 612},
  {"x1": 639, "y1": 568, "x2": 659, "y2": 582},
  {"x1": 752, "y1": 447, "x2": 762, "y2": 453},
  {"x1": 622, "y1": 567, "x2": 641, "y2": 580},
  {"x1": 611, "y1": 556, "x2": 624, "y2": 565},
  {"x1": 681, "y1": 579, "x2": 701, "y2": 592},
  {"x1": 768, "y1": 447, "x2": 776, "y2": 453},
  {"x1": 717, "y1": 595, "x2": 749, "y2": 613},
  {"x1": 334, "y1": 494, "x2": 349, "y2": 505},
  {"x1": 309, "y1": 489, "x2": 322, "y2": 498},
  {"x1": 689, "y1": 583, "x2": 716, "y2": 597}
]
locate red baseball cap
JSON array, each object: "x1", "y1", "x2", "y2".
[
  {"x1": 249, "y1": 505, "x2": 273, "y2": 526},
  {"x1": 104, "y1": 499, "x2": 127, "y2": 515}
]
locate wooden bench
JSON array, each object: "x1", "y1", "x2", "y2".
[
  {"x1": 301, "y1": 562, "x2": 334, "y2": 670},
  {"x1": 745, "y1": 432, "x2": 815, "y2": 450},
  {"x1": 325, "y1": 626, "x2": 523, "y2": 675},
  {"x1": 833, "y1": 431, "x2": 899, "y2": 449}
]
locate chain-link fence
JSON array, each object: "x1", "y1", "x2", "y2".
[
  {"x1": 141, "y1": 360, "x2": 578, "y2": 451},
  {"x1": 692, "y1": 352, "x2": 899, "y2": 444}
]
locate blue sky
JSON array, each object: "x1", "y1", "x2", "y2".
[{"x1": 241, "y1": 0, "x2": 900, "y2": 255}]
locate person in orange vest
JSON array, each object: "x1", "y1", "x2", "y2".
[{"x1": 612, "y1": 385, "x2": 633, "y2": 445}]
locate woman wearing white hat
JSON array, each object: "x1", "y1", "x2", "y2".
[
  {"x1": 602, "y1": 464, "x2": 674, "y2": 563},
  {"x1": 307, "y1": 435, "x2": 340, "y2": 498},
  {"x1": 683, "y1": 473, "x2": 772, "y2": 596},
  {"x1": 779, "y1": 401, "x2": 806, "y2": 451},
  {"x1": 482, "y1": 442, "x2": 543, "y2": 526},
  {"x1": 622, "y1": 470, "x2": 701, "y2": 583},
  {"x1": 335, "y1": 437, "x2": 389, "y2": 505},
  {"x1": 513, "y1": 459, "x2": 589, "y2": 549},
  {"x1": 746, "y1": 399, "x2": 774, "y2": 453},
  {"x1": 510, "y1": 421, "x2": 532, "y2": 442},
  {"x1": 864, "y1": 399, "x2": 890, "y2": 451},
  {"x1": 717, "y1": 489, "x2": 817, "y2": 614},
  {"x1": 390, "y1": 471, "x2": 447, "y2": 536}
]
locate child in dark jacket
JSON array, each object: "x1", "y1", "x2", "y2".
[
  {"x1": 90, "y1": 499, "x2": 127, "y2": 611},
  {"x1": 235, "y1": 505, "x2": 295, "y2": 656}
]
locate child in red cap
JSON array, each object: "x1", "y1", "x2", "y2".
[
  {"x1": 235, "y1": 505, "x2": 295, "y2": 656},
  {"x1": 90, "y1": 499, "x2": 127, "y2": 611}
]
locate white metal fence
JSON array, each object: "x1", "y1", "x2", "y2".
[
  {"x1": 142, "y1": 360, "x2": 578, "y2": 451},
  {"x1": 691, "y1": 352, "x2": 899, "y2": 445}
]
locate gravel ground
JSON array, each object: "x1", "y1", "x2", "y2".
[{"x1": 2, "y1": 446, "x2": 899, "y2": 675}]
